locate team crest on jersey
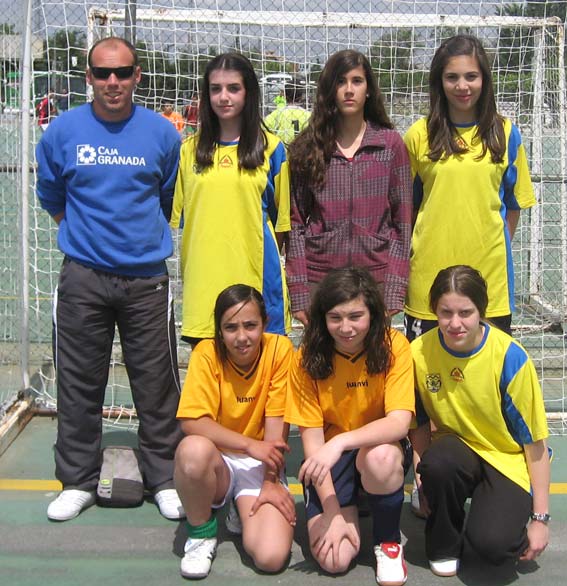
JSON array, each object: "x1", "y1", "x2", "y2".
[
  {"x1": 426, "y1": 373, "x2": 442, "y2": 393},
  {"x1": 455, "y1": 135, "x2": 467, "y2": 150},
  {"x1": 450, "y1": 367, "x2": 465, "y2": 382},
  {"x1": 219, "y1": 154, "x2": 233, "y2": 168}
]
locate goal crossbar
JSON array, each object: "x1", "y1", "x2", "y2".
[{"x1": 89, "y1": 8, "x2": 563, "y2": 30}]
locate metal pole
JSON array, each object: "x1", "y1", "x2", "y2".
[
  {"x1": 557, "y1": 24, "x2": 567, "y2": 319},
  {"x1": 19, "y1": 0, "x2": 33, "y2": 390},
  {"x1": 529, "y1": 28, "x2": 544, "y2": 300}
]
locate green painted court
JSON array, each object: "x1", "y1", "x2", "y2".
[{"x1": 0, "y1": 416, "x2": 566, "y2": 586}]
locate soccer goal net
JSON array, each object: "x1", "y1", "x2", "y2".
[{"x1": 3, "y1": 0, "x2": 566, "y2": 433}]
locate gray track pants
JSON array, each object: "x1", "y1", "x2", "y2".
[{"x1": 53, "y1": 258, "x2": 183, "y2": 492}]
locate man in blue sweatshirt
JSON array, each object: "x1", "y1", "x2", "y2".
[{"x1": 36, "y1": 37, "x2": 184, "y2": 522}]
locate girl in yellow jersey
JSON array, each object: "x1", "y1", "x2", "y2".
[
  {"x1": 174, "y1": 285, "x2": 295, "y2": 579},
  {"x1": 285, "y1": 267, "x2": 414, "y2": 586},
  {"x1": 410, "y1": 265, "x2": 550, "y2": 577},
  {"x1": 404, "y1": 35, "x2": 535, "y2": 341},
  {"x1": 171, "y1": 53, "x2": 291, "y2": 345}
]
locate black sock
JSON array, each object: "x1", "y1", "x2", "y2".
[{"x1": 367, "y1": 486, "x2": 404, "y2": 545}]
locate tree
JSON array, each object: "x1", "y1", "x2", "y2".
[
  {"x1": 0, "y1": 22, "x2": 16, "y2": 34},
  {"x1": 370, "y1": 29, "x2": 416, "y2": 96},
  {"x1": 496, "y1": 1, "x2": 566, "y2": 113},
  {"x1": 32, "y1": 29, "x2": 87, "y2": 106},
  {"x1": 518, "y1": 0, "x2": 566, "y2": 20},
  {"x1": 35, "y1": 29, "x2": 87, "y2": 75}
]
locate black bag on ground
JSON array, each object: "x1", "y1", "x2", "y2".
[{"x1": 97, "y1": 446, "x2": 144, "y2": 507}]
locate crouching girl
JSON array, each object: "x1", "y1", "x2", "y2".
[
  {"x1": 286, "y1": 267, "x2": 414, "y2": 586},
  {"x1": 174, "y1": 285, "x2": 295, "y2": 578}
]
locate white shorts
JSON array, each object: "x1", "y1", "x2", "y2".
[{"x1": 213, "y1": 452, "x2": 288, "y2": 509}]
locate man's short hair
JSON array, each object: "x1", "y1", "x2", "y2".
[{"x1": 87, "y1": 37, "x2": 138, "y2": 68}]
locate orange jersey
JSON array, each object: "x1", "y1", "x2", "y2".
[
  {"x1": 285, "y1": 328, "x2": 415, "y2": 440},
  {"x1": 162, "y1": 111, "x2": 185, "y2": 134}
]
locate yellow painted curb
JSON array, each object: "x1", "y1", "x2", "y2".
[
  {"x1": 1, "y1": 479, "x2": 567, "y2": 495},
  {"x1": 0, "y1": 479, "x2": 62, "y2": 491}
]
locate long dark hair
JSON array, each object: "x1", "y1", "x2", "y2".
[
  {"x1": 427, "y1": 34, "x2": 505, "y2": 163},
  {"x1": 289, "y1": 49, "x2": 393, "y2": 194},
  {"x1": 429, "y1": 265, "x2": 488, "y2": 318},
  {"x1": 213, "y1": 284, "x2": 267, "y2": 364},
  {"x1": 302, "y1": 267, "x2": 392, "y2": 380},
  {"x1": 196, "y1": 53, "x2": 267, "y2": 170}
]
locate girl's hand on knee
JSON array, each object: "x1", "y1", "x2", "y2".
[
  {"x1": 311, "y1": 513, "x2": 359, "y2": 568},
  {"x1": 249, "y1": 480, "x2": 296, "y2": 525},
  {"x1": 521, "y1": 521, "x2": 549, "y2": 561}
]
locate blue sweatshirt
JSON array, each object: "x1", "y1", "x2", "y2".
[{"x1": 36, "y1": 103, "x2": 181, "y2": 276}]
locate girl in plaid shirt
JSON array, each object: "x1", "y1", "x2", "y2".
[{"x1": 286, "y1": 50, "x2": 412, "y2": 325}]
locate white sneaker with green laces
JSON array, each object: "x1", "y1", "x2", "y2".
[{"x1": 180, "y1": 537, "x2": 217, "y2": 578}]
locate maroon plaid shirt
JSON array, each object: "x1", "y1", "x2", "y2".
[{"x1": 286, "y1": 122, "x2": 412, "y2": 313}]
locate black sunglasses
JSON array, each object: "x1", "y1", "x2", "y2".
[{"x1": 90, "y1": 66, "x2": 136, "y2": 80}]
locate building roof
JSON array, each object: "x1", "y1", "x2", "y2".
[{"x1": 0, "y1": 34, "x2": 43, "y2": 60}]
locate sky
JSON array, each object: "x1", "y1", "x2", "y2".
[{"x1": 0, "y1": 0, "x2": 541, "y2": 73}]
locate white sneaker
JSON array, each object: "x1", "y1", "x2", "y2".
[
  {"x1": 155, "y1": 488, "x2": 185, "y2": 520},
  {"x1": 225, "y1": 500, "x2": 242, "y2": 535},
  {"x1": 374, "y1": 542, "x2": 407, "y2": 586},
  {"x1": 429, "y1": 558, "x2": 459, "y2": 577},
  {"x1": 180, "y1": 537, "x2": 217, "y2": 578},
  {"x1": 47, "y1": 489, "x2": 96, "y2": 521}
]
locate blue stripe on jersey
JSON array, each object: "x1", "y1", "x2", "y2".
[
  {"x1": 264, "y1": 141, "x2": 287, "y2": 227},
  {"x1": 498, "y1": 124, "x2": 523, "y2": 312},
  {"x1": 261, "y1": 140, "x2": 287, "y2": 335},
  {"x1": 499, "y1": 341, "x2": 533, "y2": 446},
  {"x1": 498, "y1": 195, "x2": 515, "y2": 311},
  {"x1": 262, "y1": 218, "x2": 285, "y2": 334},
  {"x1": 502, "y1": 125, "x2": 522, "y2": 211}
]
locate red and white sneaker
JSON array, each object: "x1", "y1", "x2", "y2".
[{"x1": 374, "y1": 542, "x2": 407, "y2": 586}]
